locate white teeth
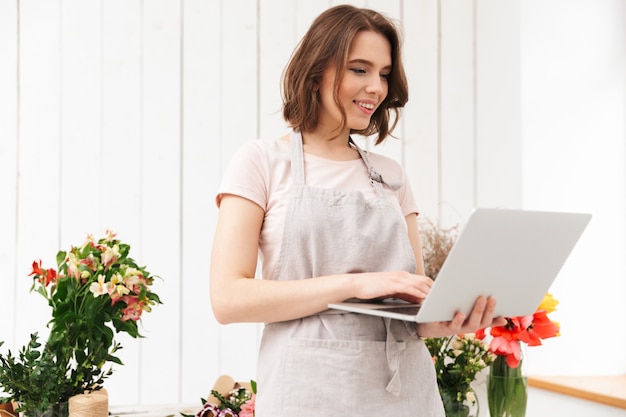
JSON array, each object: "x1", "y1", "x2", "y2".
[{"x1": 356, "y1": 101, "x2": 375, "y2": 110}]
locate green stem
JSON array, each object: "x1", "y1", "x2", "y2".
[{"x1": 488, "y1": 355, "x2": 528, "y2": 417}]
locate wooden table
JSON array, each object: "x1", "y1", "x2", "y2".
[
  {"x1": 529, "y1": 375, "x2": 626, "y2": 410},
  {"x1": 108, "y1": 404, "x2": 198, "y2": 417}
]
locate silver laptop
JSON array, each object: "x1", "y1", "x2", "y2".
[{"x1": 328, "y1": 208, "x2": 591, "y2": 323}]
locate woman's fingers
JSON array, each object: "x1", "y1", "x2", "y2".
[
  {"x1": 462, "y1": 296, "x2": 496, "y2": 331},
  {"x1": 416, "y1": 296, "x2": 501, "y2": 337}
]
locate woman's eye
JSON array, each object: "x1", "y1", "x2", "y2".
[
  {"x1": 380, "y1": 73, "x2": 390, "y2": 80},
  {"x1": 350, "y1": 68, "x2": 367, "y2": 74}
]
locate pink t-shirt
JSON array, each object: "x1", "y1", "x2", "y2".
[{"x1": 216, "y1": 137, "x2": 419, "y2": 281}]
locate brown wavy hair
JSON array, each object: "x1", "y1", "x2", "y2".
[{"x1": 281, "y1": 5, "x2": 408, "y2": 145}]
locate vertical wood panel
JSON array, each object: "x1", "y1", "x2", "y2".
[
  {"x1": 475, "y1": 0, "x2": 522, "y2": 209},
  {"x1": 15, "y1": 0, "x2": 62, "y2": 346},
  {"x1": 0, "y1": 0, "x2": 18, "y2": 351},
  {"x1": 180, "y1": 0, "x2": 223, "y2": 404},
  {"x1": 220, "y1": 0, "x2": 258, "y2": 163},
  {"x1": 293, "y1": 0, "x2": 329, "y2": 40},
  {"x1": 59, "y1": 0, "x2": 102, "y2": 240},
  {"x1": 332, "y1": 0, "x2": 365, "y2": 7},
  {"x1": 138, "y1": 0, "x2": 183, "y2": 404},
  {"x1": 402, "y1": 0, "x2": 440, "y2": 220},
  {"x1": 218, "y1": 0, "x2": 261, "y2": 381},
  {"x1": 439, "y1": 0, "x2": 475, "y2": 226},
  {"x1": 258, "y1": 0, "x2": 294, "y2": 140},
  {"x1": 100, "y1": 0, "x2": 143, "y2": 405}
]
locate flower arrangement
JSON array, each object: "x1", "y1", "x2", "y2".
[
  {"x1": 0, "y1": 230, "x2": 161, "y2": 414},
  {"x1": 182, "y1": 376, "x2": 256, "y2": 417},
  {"x1": 424, "y1": 334, "x2": 494, "y2": 415},
  {"x1": 476, "y1": 293, "x2": 560, "y2": 368},
  {"x1": 477, "y1": 293, "x2": 560, "y2": 417}
]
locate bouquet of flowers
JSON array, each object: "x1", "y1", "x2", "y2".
[
  {"x1": 182, "y1": 376, "x2": 256, "y2": 417},
  {"x1": 425, "y1": 334, "x2": 494, "y2": 416},
  {"x1": 0, "y1": 230, "x2": 162, "y2": 413},
  {"x1": 476, "y1": 293, "x2": 560, "y2": 368},
  {"x1": 477, "y1": 293, "x2": 560, "y2": 417}
]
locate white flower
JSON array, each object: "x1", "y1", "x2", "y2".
[
  {"x1": 89, "y1": 274, "x2": 110, "y2": 297},
  {"x1": 101, "y1": 244, "x2": 121, "y2": 267},
  {"x1": 465, "y1": 390, "x2": 476, "y2": 403},
  {"x1": 451, "y1": 338, "x2": 464, "y2": 350}
]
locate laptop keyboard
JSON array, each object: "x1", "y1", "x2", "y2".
[{"x1": 375, "y1": 306, "x2": 421, "y2": 315}]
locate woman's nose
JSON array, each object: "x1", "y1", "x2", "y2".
[{"x1": 366, "y1": 75, "x2": 385, "y2": 95}]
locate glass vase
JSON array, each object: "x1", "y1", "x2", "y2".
[
  {"x1": 27, "y1": 402, "x2": 69, "y2": 417},
  {"x1": 487, "y1": 355, "x2": 527, "y2": 417},
  {"x1": 440, "y1": 388, "x2": 479, "y2": 417}
]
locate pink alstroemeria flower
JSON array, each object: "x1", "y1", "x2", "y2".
[
  {"x1": 120, "y1": 296, "x2": 144, "y2": 322},
  {"x1": 100, "y1": 243, "x2": 121, "y2": 269},
  {"x1": 239, "y1": 394, "x2": 256, "y2": 417}
]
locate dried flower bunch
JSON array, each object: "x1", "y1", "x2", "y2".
[{"x1": 419, "y1": 217, "x2": 458, "y2": 280}]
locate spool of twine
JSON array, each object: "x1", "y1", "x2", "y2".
[
  {"x1": 69, "y1": 388, "x2": 109, "y2": 417},
  {"x1": 0, "y1": 402, "x2": 16, "y2": 417}
]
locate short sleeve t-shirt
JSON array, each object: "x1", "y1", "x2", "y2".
[{"x1": 216, "y1": 137, "x2": 419, "y2": 281}]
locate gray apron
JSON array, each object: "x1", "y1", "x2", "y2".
[{"x1": 255, "y1": 130, "x2": 444, "y2": 416}]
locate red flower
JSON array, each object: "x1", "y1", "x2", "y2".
[
  {"x1": 30, "y1": 259, "x2": 45, "y2": 276},
  {"x1": 29, "y1": 260, "x2": 58, "y2": 287},
  {"x1": 479, "y1": 293, "x2": 561, "y2": 368},
  {"x1": 518, "y1": 310, "x2": 560, "y2": 346}
]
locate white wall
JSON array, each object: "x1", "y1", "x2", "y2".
[
  {"x1": 520, "y1": 0, "x2": 626, "y2": 376},
  {"x1": 0, "y1": 0, "x2": 623, "y2": 407}
]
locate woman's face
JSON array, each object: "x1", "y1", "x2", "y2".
[{"x1": 318, "y1": 30, "x2": 391, "y2": 134}]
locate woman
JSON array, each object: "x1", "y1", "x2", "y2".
[{"x1": 210, "y1": 5, "x2": 502, "y2": 416}]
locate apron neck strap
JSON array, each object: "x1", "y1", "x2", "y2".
[
  {"x1": 349, "y1": 137, "x2": 389, "y2": 195},
  {"x1": 290, "y1": 130, "x2": 394, "y2": 195},
  {"x1": 290, "y1": 129, "x2": 306, "y2": 185}
]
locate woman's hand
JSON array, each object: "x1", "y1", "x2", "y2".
[
  {"x1": 415, "y1": 296, "x2": 507, "y2": 338},
  {"x1": 352, "y1": 271, "x2": 434, "y2": 304}
]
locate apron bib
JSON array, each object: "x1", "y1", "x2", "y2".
[{"x1": 255, "y1": 130, "x2": 444, "y2": 417}]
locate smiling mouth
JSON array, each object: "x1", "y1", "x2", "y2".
[{"x1": 355, "y1": 101, "x2": 375, "y2": 110}]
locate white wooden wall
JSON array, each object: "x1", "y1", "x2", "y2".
[{"x1": 0, "y1": 0, "x2": 624, "y2": 407}]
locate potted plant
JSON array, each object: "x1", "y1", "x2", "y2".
[
  {"x1": 0, "y1": 230, "x2": 162, "y2": 415},
  {"x1": 0, "y1": 333, "x2": 73, "y2": 416}
]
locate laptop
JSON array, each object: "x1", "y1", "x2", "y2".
[{"x1": 328, "y1": 208, "x2": 591, "y2": 323}]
